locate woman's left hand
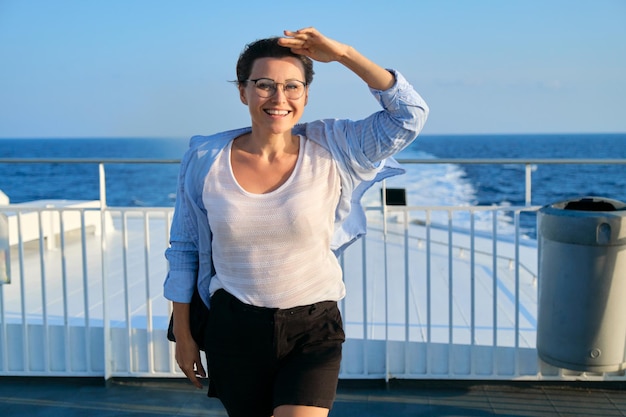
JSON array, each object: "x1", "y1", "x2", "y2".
[{"x1": 278, "y1": 27, "x2": 349, "y2": 63}]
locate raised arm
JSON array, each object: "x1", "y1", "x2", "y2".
[
  {"x1": 282, "y1": 27, "x2": 429, "y2": 168},
  {"x1": 278, "y1": 27, "x2": 395, "y2": 91}
]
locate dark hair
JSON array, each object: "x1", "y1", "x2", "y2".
[{"x1": 236, "y1": 37, "x2": 314, "y2": 86}]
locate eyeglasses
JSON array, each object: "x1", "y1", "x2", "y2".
[{"x1": 245, "y1": 78, "x2": 307, "y2": 99}]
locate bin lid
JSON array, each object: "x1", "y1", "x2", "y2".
[
  {"x1": 538, "y1": 197, "x2": 626, "y2": 246},
  {"x1": 557, "y1": 196, "x2": 626, "y2": 212}
]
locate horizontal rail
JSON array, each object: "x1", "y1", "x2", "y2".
[{"x1": 4, "y1": 157, "x2": 623, "y2": 207}]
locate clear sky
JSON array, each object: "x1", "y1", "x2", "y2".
[{"x1": 1, "y1": 0, "x2": 625, "y2": 138}]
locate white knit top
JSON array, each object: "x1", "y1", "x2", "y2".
[{"x1": 203, "y1": 136, "x2": 345, "y2": 308}]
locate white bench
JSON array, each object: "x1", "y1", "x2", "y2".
[{"x1": 1, "y1": 199, "x2": 114, "y2": 248}]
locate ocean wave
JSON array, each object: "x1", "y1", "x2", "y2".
[
  {"x1": 362, "y1": 150, "x2": 475, "y2": 206},
  {"x1": 361, "y1": 150, "x2": 520, "y2": 236}
]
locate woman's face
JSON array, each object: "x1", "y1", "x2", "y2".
[{"x1": 239, "y1": 57, "x2": 309, "y2": 136}]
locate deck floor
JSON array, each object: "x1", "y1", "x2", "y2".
[{"x1": 0, "y1": 377, "x2": 625, "y2": 416}]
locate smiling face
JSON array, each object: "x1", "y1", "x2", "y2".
[{"x1": 239, "y1": 57, "x2": 309, "y2": 137}]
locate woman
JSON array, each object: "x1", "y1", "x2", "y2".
[{"x1": 164, "y1": 27, "x2": 428, "y2": 417}]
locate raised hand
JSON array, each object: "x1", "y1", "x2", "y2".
[
  {"x1": 278, "y1": 27, "x2": 395, "y2": 91},
  {"x1": 278, "y1": 27, "x2": 348, "y2": 63}
]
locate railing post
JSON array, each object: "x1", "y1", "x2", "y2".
[
  {"x1": 102, "y1": 214, "x2": 111, "y2": 381},
  {"x1": 98, "y1": 163, "x2": 107, "y2": 209},
  {"x1": 98, "y1": 162, "x2": 111, "y2": 380},
  {"x1": 0, "y1": 213, "x2": 9, "y2": 284},
  {"x1": 381, "y1": 181, "x2": 390, "y2": 382},
  {"x1": 525, "y1": 163, "x2": 532, "y2": 206}
]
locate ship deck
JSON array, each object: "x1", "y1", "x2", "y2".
[{"x1": 0, "y1": 377, "x2": 625, "y2": 416}]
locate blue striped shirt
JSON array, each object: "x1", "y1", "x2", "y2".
[{"x1": 163, "y1": 69, "x2": 429, "y2": 307}]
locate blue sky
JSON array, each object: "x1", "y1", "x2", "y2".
[{"x1": 1, "y1": 0, "x2": 625, "y2": 138}]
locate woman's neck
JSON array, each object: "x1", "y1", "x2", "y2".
[{"x1": 234, "y1": 130, "x2": 299, "y2": 161}]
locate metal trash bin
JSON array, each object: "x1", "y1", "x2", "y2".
[{"x1": 537, "y1": 196, "x2": 626, "y2": 372}]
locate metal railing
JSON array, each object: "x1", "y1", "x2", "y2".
[
  {"x1": 3, "y1": 156, "x2": 626, "y2": 207},
  {"x1": 1, "y1": 157, "x2": 625, "y2": 381},
  {"x1": 395, "y1": 157, "x2": 626, "y2": 206}
]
